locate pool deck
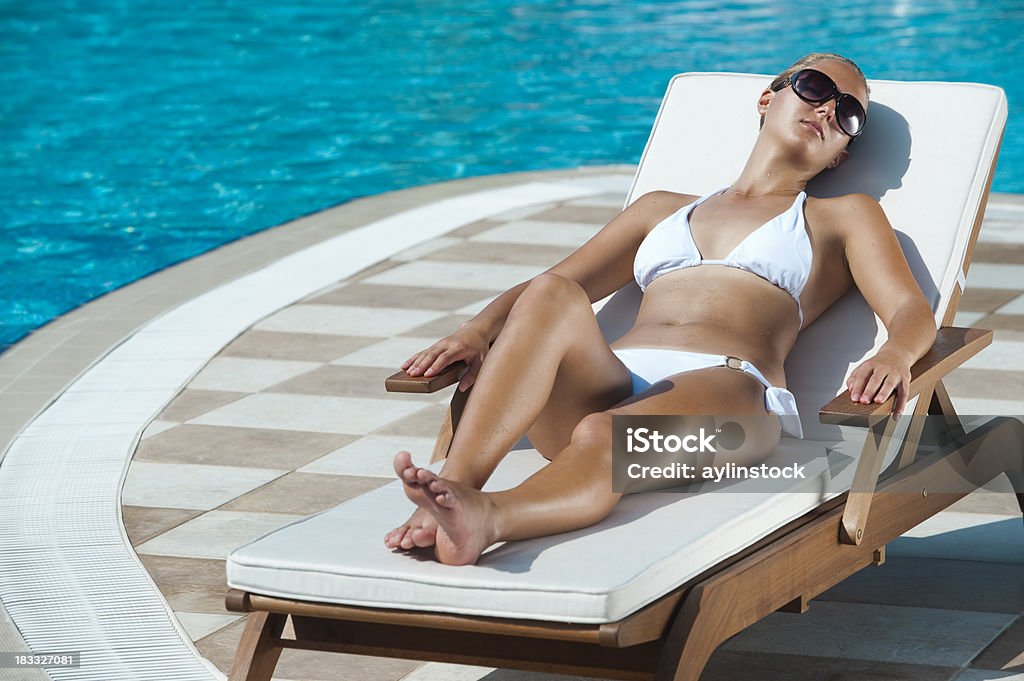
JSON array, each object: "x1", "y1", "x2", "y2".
[{"x1": 1, "y1": 166, "x2": 1022, "y2": 681}]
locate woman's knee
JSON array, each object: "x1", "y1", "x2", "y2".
[
  {"x1": 568, "y1": 412, "x2": 615, "y2": 461},
  {"x1": 512, "y1": 273, "x2": 591, "y2": 318}
]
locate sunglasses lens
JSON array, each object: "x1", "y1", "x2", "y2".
[
  {"x1": 837, "y1": 96, "x2": 866, "y2": 137},
  {"x1": 792, "y1": 70, "x2": 833, "y2": 102}
]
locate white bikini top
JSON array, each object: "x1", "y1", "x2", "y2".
[{"x1": 633, "y1": 188, "x2": 813, "y2": 324}]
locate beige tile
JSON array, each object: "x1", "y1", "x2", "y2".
[
  {"x1": 528, "y1": 204, "x2": 620, "y2": 225},
  {"x1": 220, "y1": 330, "x2": 377, "y2": 361},
  {"x1": 977, "y1": 314, "x2": 1024, "y2": 333},
  {"x1": 122, "y1": 505, "x2": 204, "y2": 546},
  {"x1": 346, "y1": 259, "x2": 403, "y2": 283},
  {"x1": 961, "y1": 288, "x2": 1023, "y2": 313},
  {"x1": 363, "y1": 260, "x2": 542, "y2": 291},
  {"x1": 135, "y1": 424, "x2": 354, "y2": 469},
  {"x1": 266, "y1": 364, "x2": 432, "y2": 402},
  {"x1": 371, "y1": 402, "x2": 450, "y2": 438},
  {"x1": 308, "y1": 283, "x2": 500, "y2": 310},
  {"x1": 945, "y1": 368, "x2": 1024, "y2": 400},
  {"x1": 974, "y1": 242, "x2": 1024, "y2": 265},
  {"x1": 400, "y1": 314, "x2": 474, "y2": 339},
  {"x1": 422, "y1": 241, "x2": 574, "y2": 266},
  {"x1": 189, "y1": 392, "x2": 428, "y2": 435},
  {"x1": 158, "y1": 389, "x2": 247, "y2": 422},
  {"x1": 448, "y1": 219, "x2": 504, "y2": 237},
  {"x1": 972, "y1": 617, "x2": 1024, "y2": 672},
  {"x1": 197, "y1": 617, "x2": 419, "y2": 680},
  {"x1": 219, "y1": 472, "x2": 389, "y2": 514},
  {"x1": 138, "y1": 554, "x2": 231, "y2": 614}
]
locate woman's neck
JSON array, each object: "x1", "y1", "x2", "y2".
[{"x1": 730, "y1": 138, "x2": 814, "y2": 197}]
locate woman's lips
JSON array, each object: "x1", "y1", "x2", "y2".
[{"x1": 801, "y1": 120, "x2": 823, "y2": 139}]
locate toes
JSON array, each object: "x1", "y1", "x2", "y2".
[
  {"x1": 410, "y1": 526, "x2": 436, "y2": 548},
  {"x1": 385, "y1": 525, "x2": 408, "y2": 548},
  {"x1": 393, "y1": 450, "x2": 415, "y2": 479}
]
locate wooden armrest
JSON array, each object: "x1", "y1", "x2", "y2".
[
  {"x1": 820, "y1": 326, "x2": 992, "y2": 426},
  {"x1": 384, "y1": 361, "x2": 467, "y2": 394}
]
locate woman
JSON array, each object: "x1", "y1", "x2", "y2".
[{"x1": 384, "y1": 53, "x2": 936, "y2": 566}]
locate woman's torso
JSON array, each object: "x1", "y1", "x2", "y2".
[{"x1": 608, "y1": 189, "x2": 855, "y2": 388}]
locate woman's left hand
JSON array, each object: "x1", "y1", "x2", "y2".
[{"x1": 846, "y1": 349, "x2": 912, "y2": 417}]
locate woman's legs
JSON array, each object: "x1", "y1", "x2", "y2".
[
  {"x1": 385, "y1": 273, "x2": 633, "y2": 549},
  {"x1": 395, "y1": 366, "x2": 782, "y2": 564}
]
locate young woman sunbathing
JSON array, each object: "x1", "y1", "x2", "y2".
[{"x1": 384, "y1": 53, "x2": 937, "y2": 565}]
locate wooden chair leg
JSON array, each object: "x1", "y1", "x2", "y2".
[
  {"x1": 227, "y1": 612, "x2": 287, "y2": 681},
  {"x1": 653, "y1": 585, "x2": 730, "y2": 681}
]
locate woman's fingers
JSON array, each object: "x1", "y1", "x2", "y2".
[
  {"x1": 859, "y1": 369, "x2": 887, "y2": 404},
  {"x1": 893, "y1": 378, "x2": 908, "y2": 417}
]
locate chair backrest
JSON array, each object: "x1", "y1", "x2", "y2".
[{"x1": 597, "y1": 72, "x2": 1006, "y2": 441}]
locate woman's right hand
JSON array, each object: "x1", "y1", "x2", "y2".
[{"x1": 400, "y1": 324, "x2": 491, "y2": 392}]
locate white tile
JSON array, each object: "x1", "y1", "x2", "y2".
[
  {"x1": 188, "y1": 357, "x2": 321, "y2": 393},
  {"x1": 994, "y1": 294, "x2": 1024, "y2": 316},
  {"x1": 25, "y1": 390, "x2": 170, "y2": 429},
  {"x1": 135, "y1": 510, "x2": 307, "y2": 559},
  {"x1": 122, "y1": 461, "x2": 286, "y2": 510},
  {"x1": 888, "y1": 510, "x2": 1024, "y2": 563},
  {"x1": 141, "y1": 420, "x2": 177, "y2": 440},
  {"x1": 65, "y1": 359, "x2": 204, "y2": 393},
  {"x1": 954, "y1": 311, "x2": 988, "y2": 327},
  {"x1": 300, "y1": 435, "x2": 436, "y2": 477},
  {"x1": 363, "y1": 260, "x2": 544, "y2": 291},
  {"x1": 961, "y1": 340, "x2": 1024, "y2": 371},
  {"x1": 174, "y1": 611, "x2": 242, "y2": 641},
  {"x1": 964, "y1": 264, "x2": 1024, "y2": 290},
  {"x1": 189, "y1": 393, "x2": 430, "y2": 434},
  {"x1": 721, "y1": 600, "x2": 1012, "y2": 666},
  {"x1": 254, "y1": 304, "x2": 445, "y2": 336},
  {"x1": 391, "y1": 237, "x2": 463, "y2": 262},
  {"x1": 471, "y1": 220, "x2": 602, "y2": 247}
]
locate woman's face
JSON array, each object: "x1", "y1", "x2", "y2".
[{"x1": 760, "y1": 60, "x2": 869, "y2": 171}]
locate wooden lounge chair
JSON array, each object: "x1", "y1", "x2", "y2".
[{"x1": 223, "y1": 73, "x2": 1021, "y2": 681}]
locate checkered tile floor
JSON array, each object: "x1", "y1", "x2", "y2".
[{"x1": 122, "y1": 184, "x2": 1024, "y2": 681}]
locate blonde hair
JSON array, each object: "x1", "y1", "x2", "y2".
[{"x1": 759, "y1": 53, "x2": 869, "y2": 129}]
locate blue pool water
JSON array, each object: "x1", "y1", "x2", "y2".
[{"x1": 3, "y1": 1, "x2": 1023, "y2": 350}]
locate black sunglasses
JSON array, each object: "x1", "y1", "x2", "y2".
[{"x1": 784, "y1": 68, "x2": 867, "y2": 138}]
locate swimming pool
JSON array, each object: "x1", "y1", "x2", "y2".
[{"x1": 3, "y1": 0, "x2": 1023, "y2": 350}]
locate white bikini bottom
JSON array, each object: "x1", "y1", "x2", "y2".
[{"x1": 610, "y1": 347, "x2": 804, "y2": 439}]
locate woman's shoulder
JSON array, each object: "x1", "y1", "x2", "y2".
[
  {"x1": 804, "y1": 193, "x2": 884, "y2": 230},
  {"x1": 628, "y1": 190, "x2": 700, "y2": 229}
]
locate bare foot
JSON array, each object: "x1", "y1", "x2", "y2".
[
  {"x1": 386, "y1": 451, "x2": 439, "y2": 549},
  {"x1": 384, "y1": 506, "x2": 437, "y2": 550},
  {"x1": 408, "y1": 464, "x2": 500, "y2": 565}
]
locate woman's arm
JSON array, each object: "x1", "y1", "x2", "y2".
[
  {"x1": 404, "y1": 192, "x2": 683, "y2": 385},
  {"x1": 838, "y1": 194, "x2": 937, "y2": 417},
  {"x1": 461, "y1": 191, "x2": 685, "y2": 343}
]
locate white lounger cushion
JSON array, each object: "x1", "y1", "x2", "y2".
[
  {"x1": 228, "y1": 429, "x2": 903, "y2": 623},
  {"x1": 226, "y1": 73, "x2": 1005, "y2": 624}
]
